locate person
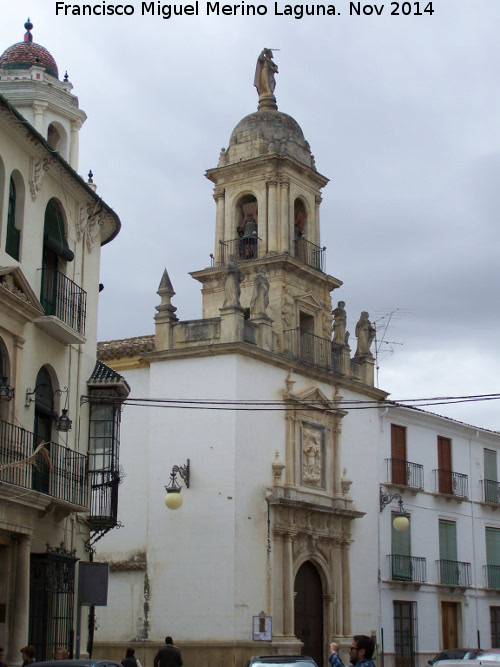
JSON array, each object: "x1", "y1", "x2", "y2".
[
  {"x1": 250, "y1": 266, "x2": 270, "y2": 317},
  {"x1": 329, "y1": 635, "x2": 376, "y2": 667},
  {"x1": 121, "y1": 648, "x2": 142, "y2": 667},
  {"x1": 154, "y1": 636, "x2": 182, "y2": 667},
  {"x1": 0, "y1": 647, "x2": 6, "y2": 667},
  {"x1": 20, "y1": 646, "x2": 35, "y2": 667},
  {"x1": 54, "y1": 647, "x2": 68, "y2": 660}
]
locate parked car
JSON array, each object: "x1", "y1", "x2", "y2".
[
  {"x1": 428, "y1": 650, "x2": 483, "y2": 667},
  {"x1": 245, "y1": 656, "x2": 319, "y2": 667},
  {"x1": 473, "y1": 651, "x2": 500, "y2": 662},
  {"x1": 32, "y1": 660, "x2": 122, "y2": 667}
]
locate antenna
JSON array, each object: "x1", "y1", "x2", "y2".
[{"x1": 373, "y1": 308, "x2": 409, "y2": 387}]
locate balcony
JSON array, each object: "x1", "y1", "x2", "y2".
[
  {"x1": 385, "y1": 458, "x2": 424, "y2": 490},
  {"x1": 36, "y1": 268, "x2": 87, "y2": 344},
  {"x1": 217, "y1": 237, "x2": 262, "y2": 265},
  {"x1": 481, "y1": 479, "x2": 500, "y2": 504},
  {"x1": 484, "y1": 564, "x2": 500, "y2": 589},
  {"x1": 0, "y1": 419, "x2": 88, "y2": 508},
  {"x1": 388, "y1": 555, "x2": 427, "y2": 583},
  {"x1": 437, "y1": 559, "x2": 471, "y2": 587},
  {"x1": 433, "y1": 469, "x2": 468, "y2": 499},
  {"x1": 293, "y1": 238, "x2": 326, "y2": 272},
  {"x1": 282, "y1": 328, "x2": 343, "y2": 374}
]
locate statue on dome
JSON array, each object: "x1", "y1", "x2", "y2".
[{"x1": 254, "y1": 49, "x2": 279, "y2": 110}]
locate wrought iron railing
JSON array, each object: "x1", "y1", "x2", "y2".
[
  {"x1": 88, "y1": 470, "x2": 120, "y2": 530},
  {"x1": 282, "y1": 328, "x2": 334, "y2": 372},
  {"x1": 385, "y1": 458, "x2": 424, "y2": 490},
  {"x1": 485, "y1": 564, "x2": 500, "y2": 589},
  {"x1": 40, "y1": 268, "x2": 87, "y2": 337},
  {"x1": 388, "y1": 555, "x2": 427, "y2": 583},
  {"x1": 437, "y1": 559, "x2": 471, "y2": 586},
  {"x1": 481, "y1": 479, "x2": 500, "y2": 504},
  {"x1": 433, "y1": 469, "x2": 468, "y2": 498},
  {"x1": 0, "y1": 419, "x2": 88, "y2": 507},
  {"x1": 218, "y1": 237, "x2": 262, "y2": 265},
  {"x1": 293, "y1": 238, "x2": 326, "y2": 272}
]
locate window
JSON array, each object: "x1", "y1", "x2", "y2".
[
  {"x1": 6, "y1": 176, "x2": 20, "y2": 260},
  {"x1": 391, "y1": 424, "x2": 407, "y2": 485},
  {"x1": 437, "y1": 436, "x2": 452, "y2": 494},
  {"x1": 486, "y1": 527, "x2": 500, "y2": 589},
  {"x1": 392, "y1": 512, "x2": 411, "y2": 580},
  {"x1": 484, "y1": 449, "x2": 499, "y2": 503},
  {"x1": 439, "y1": 519, "x2": 458, "y2": 585},
  {"x1": 394, "y1": 600, "x2": 418, "y2": 667},
  {"x1": 491, "y1": 607, "x2": 500, "y2": 647}
]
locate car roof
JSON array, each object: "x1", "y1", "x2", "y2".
[
  {"x1": 32, "y1": 661, "x2": 122, "y2": 667},
  {"x1": 250, "y1": 658, "x2": 316, "y2": 663}
]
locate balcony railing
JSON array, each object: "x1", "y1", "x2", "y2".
[
  {"x1": 40, "y1": 268, "x2": 87, "y2": 336},
  {"x1": 433, "y1": 469, "x2": 468, "y2": 498},
  {"x1": 294, "y1": 238, "x2": 325, "y2": 272},
  {"x1": 385, "y1": 458, "x2": 424, "y2": 490},
  {"x1": 0, "y1": 419, "x2": 88, "y2": 507},
  {"x1": 481, "y1": 479, "x2": 500, "y2": 504},
  {"x1": 485, "y1": 564, "x2": 500, "y2": 589},
  {"x1": 388, "y1": 555, "x2": 427, "y2": 583},
  {"x1": 282, "y1": 328, "x2": 342, "y2": 374},
  {"x1": 217, "y1": 237, "x2": 262, "y2": 265},
  {"x1": 437, "y1": 559, "x2": 471, "y2": 586}
]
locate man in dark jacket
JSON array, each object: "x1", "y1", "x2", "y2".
[{"x1": 154, "y1": 637, "x2": 182, "y2": 667}]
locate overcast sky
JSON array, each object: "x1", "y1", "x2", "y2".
[{"x1": 3, "y1": 1, "x2": 499, "y2": 429}]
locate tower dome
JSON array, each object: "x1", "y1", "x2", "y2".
[{"x1": 0, "y1": 20, "x2": 59, "y2": 79}]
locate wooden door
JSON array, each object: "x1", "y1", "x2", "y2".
[
  {"x1": 391, "y1": 425, "x2": 407, "y2": 485},
  {"x1": 441, "y1": 602, "x2": 458, "y2": 649},
  {"x1": 294, "y1": 561, "x2": 324, "y2": 667},
  {"x1": 438, "y1": 436, "x2": 452, "y2": 494}
]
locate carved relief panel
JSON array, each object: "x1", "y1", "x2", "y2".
[{"x1": 301, "y1": 422, "x2": 326, "y2": 489}]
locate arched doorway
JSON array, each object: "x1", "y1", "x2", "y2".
[{"x1": 294, "y1": 560, "x2": 324, "y2": 667}]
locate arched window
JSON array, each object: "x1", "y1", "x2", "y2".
[
  {"x1": 32, "y1": 366, "x2": 54, "y2": 494},
  {"x1": 294, "y1": 198, "x2": 308, "y2": 241},
  {"x1": 236, "y1": 194, "x2": 258, "y2": 260},
  {"x1": 6, "y1": 177, "x2": 20, "y2": 260},
  {"x1": 47, "y1": 122, "x2": 68, "y2": 159}
]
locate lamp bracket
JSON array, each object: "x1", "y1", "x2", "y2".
[
  {"x1": 165, "y1": 459, "x2": 190, "y2": 492},
  {"x1": 380, "y1": 487, "x2": 406, "y2": 513}
]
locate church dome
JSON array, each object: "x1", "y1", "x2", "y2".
[
  {"x1": 0, "y1": 21, "x2": 59, "y2": 79},
  {"x1": 221, "y1": 109, "x2": 315, "y2": 169}
]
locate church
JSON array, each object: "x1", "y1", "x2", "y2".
[{"x1": 94, "y1": 49, "x2": 387, "y2": 667}]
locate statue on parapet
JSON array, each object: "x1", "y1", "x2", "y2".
[
  {"x1": 332, "y1": 301, "x2": 347, "y2": 345},
  {"x1": 354, "y1": 311, "x2": 376, "y2": 358},
  {"x1": 250, "y1": 266, "x2": 270, "y2": 317},
  {"x1": 222, "y1": 255, "x2": 245, "y2": 308},
  {"x1": 254, "y1": 49, "x2": 279, "y2": 110}
]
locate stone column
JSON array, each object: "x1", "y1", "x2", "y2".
[
  {"x1": 10, "y1": 534, "x2": 33, "y2": 666},
  {"x1": 332, "y1": 542, "x2": 343, "y2": 636},
  {"x1": 267, "y1": 180, "x2": 278, "y2": 254},
  {"x1": 314, "y1": 195, "x2": 322, "y2": 246},
  {"x1": 213, "y1": 188, "x2": 225, "y2": 264},
  {"x1": 32, "y1": 102, "x2": 47, "y2": 134},
  {"x1": 280, "y1": 180, "x2": 290, "y2": 254},
  {"x1": 341, "y1": 541, "x2": 351, "y2": 637},
  {"x1": 324, "y1": 593, "x2": 334, "y2": 643},
  {"x1": 283, "y1": 533, "x2": 295, "y2": 636},
  {"x1": 69, "y1": 120, "x2": 82, "y2": 170},
  {"x1": 333, "y1": 421, "x2": 342, "y2": 497}
]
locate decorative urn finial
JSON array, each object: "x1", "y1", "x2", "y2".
[{"x1": 24, "y1": 19, "x2": 33, "y2": 43}]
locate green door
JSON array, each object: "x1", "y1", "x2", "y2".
[
  {"x1": 486, "y1": 527, "x2": 500, "y2": 589},
  {"x1": 485, "y1": 450, "x2": 498, "y2": 503},
  {"x1": 439, "y1": 520, "x2": 458, "y2": 584}
]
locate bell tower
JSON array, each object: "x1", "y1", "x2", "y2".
[
  {"x1": 191, "y1": 49, "x2": 342, "y2": 350},
  {"x1": 0, "y1": 20, "x2": 87, "y2": 171}
]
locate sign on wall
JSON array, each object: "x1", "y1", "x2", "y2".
[{"x1": 253, "y1": 613, "x2": 272, "y2": 641}]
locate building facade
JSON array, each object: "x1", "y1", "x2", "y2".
[
  {"x1": 379, "y1": 406, "x2": 500, "y2": 667},
  {"x1": 0, "y1": 21, "x2": 128, "y2": 665},
  {"x1": 93, "y1": 53, "x2": 386, "y2": 667}
]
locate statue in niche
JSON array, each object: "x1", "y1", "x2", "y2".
[
  {"x1": 302, "y1": 426, "x2": 322, "y2": 485},
  {"x1": 332, "y1": 301, "x2": 347, "y2": 345},
  {"x1": 222, "y1": 255, "x2": 244, "y2": 308},
  {"x1": 354, "y1": 311, "x2": 376, "y2": 358},
  {"x1": 250, "y1": 266, "x2": 270, "y2": 317},
  {"x1": 254, "y1": 49, "x2": 278, "y2": 99}
]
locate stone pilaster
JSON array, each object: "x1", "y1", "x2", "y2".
[
  {"x1": 9, "y1": 534, "x2": 33, "y2": 667},
  {"x1": 280, "y1": 180, "x2": 290, "y2": 254},
  {"x1": 32, "y1": 101, "x2": 47, "y2": 134},
  {"x1": 267, "y1": 180, "x2": 278, "y2": 253},
  {"x1": 282, "y1": 532, "x2": 295, "y2": 636},
  {"x1": 69, "y1": 119, "x2": 82, "y2": 170},
  {"x1": 341, "y1": 541, "x2": 351, "y2": 636},
  {"x1": 213, "y1": 188, "x2": 225, "y2": 264}
]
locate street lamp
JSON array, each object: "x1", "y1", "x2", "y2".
[
  {"x1": 165, "y1": 460, "x2": 190, "y2": 510},
  {"x1": 379, "y1": 487, "x2": 410, "y2": 532}
]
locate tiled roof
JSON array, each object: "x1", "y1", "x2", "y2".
[
  {"x1": 97, "y1": 335, "x2": 155, "y2": 360},
  {"x1": 88, "y1": 360, "x2": 131, "y2": 396},
  {"x1": 0, "y1": 42, "x2": 59, "y2": 78}
]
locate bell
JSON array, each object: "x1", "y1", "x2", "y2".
[{"x1": 242, "y1": 217, "x2": 258, "y2": 239}]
